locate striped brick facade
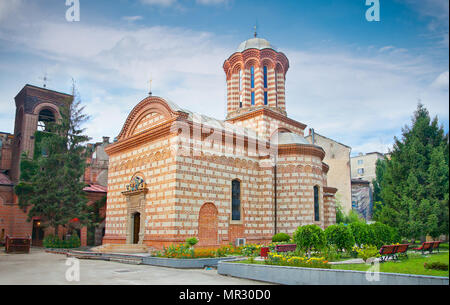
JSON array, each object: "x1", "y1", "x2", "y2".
[{"x1": 103, "y1": 38, "x2": 337, "y2": 249}]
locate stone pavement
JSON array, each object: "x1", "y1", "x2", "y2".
[{"x1": 0, "y1": 248, "x2": 271, "y2": 285}]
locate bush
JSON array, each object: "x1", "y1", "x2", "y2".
[
  {"x1": 272, "y1": 233, "x2": 291, "y2": 243},
  {"x1": 266, "y1": 253, "x2": 330, "y2": 269},
  {"x1": 185, "y1": 237, "x2": 198, "y2": 247},
  {"x1": 43, "y1": 233, "x2": 80, "y2": 249},
  {"x1": 325, "y1": 224, "x2": 355, "y2": 252},
  {"x1": 370, "y1": 222, "x2": 396, "y2": 248},
  {"x1": 353, "y1": 244, "x2": 380, "y2": 262},
  {"x1": 424, "y1": 262, "x2": 449, "y2": 271},
  {"x1": 349, "y1": 222, "x2": 373, "y2": 246},
  {"x1": 293, "y1": 224, "x2": 326, "y2": 254}
]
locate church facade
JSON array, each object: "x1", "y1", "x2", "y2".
[{"x1": 103, "y1": 37, "x2": 337, "y2": 248}]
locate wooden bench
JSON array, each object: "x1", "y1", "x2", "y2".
[
  {"x1": 275, "y1": 244, "x2": 296, "y2": 253},
  {"x1": 5, "y1": 235, "x2": 31, "y2": 254},
  {"x1": 379, "y1": 244, "x2": 409, "y2": 262},
  {"x1": 413, "y1": 241, "x2": 440, "y2": 254}
]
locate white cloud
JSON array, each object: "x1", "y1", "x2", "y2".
[
  {"x1": 431, "y1": 71, "x2": 449, "y2": 90},
  {"x1": 122, "y1": 16, "x2": 144, "y2": 22},
  {"x1": 140, "y1": 0, "x2": 177, "y2": 7},
  {"x1": 0, "y1": 0, "x2": 22, "y2": 21}
]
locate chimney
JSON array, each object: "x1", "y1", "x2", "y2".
[{"x1": 102, "y1": 136, "x2": 110, "y2": 144}]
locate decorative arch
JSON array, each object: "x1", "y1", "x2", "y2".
[
  {"x1": 117, "y1": 96, "x2": 181, "y2": 141},
  {"x1": 33, "y1": 103, "x2": 61, "y2": 120},
  {"x1": 198, "y1": 202, "x2": 219, "y2": 247}
]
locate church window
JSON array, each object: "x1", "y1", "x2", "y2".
[
  {"x1": 264, "y1": 91, "x2": 268, "y2": 105},
  {"x1": 239, "y1": 69, "x2": 243, "y2": 108},
  {"x1": 275, "y1": 70, "x2": 278, "y2": 107},
  {"x1": 251, "y1": 92, "x2": 255, "y2": 105},
  {"x1": 263, "y1": 66, "x2": 268, "y2": 88},
  {"x1": 231, "y1": 180, "x2": 241, "y2": 221},
  {"x1": 37, "y1": 109, "x2": 55, "y2": 132},
  {"x1": 314, "y1": 186, "x2": 320, "y2": 221},
  {"x1": 250, "y1": 66, "x2": 255, "y2": 89}
]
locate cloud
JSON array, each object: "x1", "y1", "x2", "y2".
[
  {"x1": 0, "y1": 0, "x2": 22, "y2": 22},
  {"x1": 140, "y1": 0, "x2": 177, "y2": 7},
  {"x1": 0, "y1": 2, "x2": 447, "y2": 152},
  {"x1": 431, "y1": 71, "x2": 449, "y2": 90},
  {"x1": 122, "y1": 16, "x2": 144, "y2": 22}
]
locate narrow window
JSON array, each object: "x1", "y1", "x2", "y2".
[
  {"x1": 314, "y1": 186, "x2": 320, "y2": 221},
  {"x1": 232, "y1": 180, "x2": 241, "y2": 221},
  {"x1": 251, "y1": 92, "x2": 255, "y2": 105},
  {"x1": 275, "y1": 70, "x2": 278, "y2": 107},
  {"x1": 263, "y1": 66, "x2": 268, "y2": 88},
  {"x1": 239, "y1": 70, "x2": 243, "y2": 108},
  {"x1": 264, "y1": 91, "x2": 268, "y2": 105},
  {"x1": 250, "y1": 66, "x2": 255, "y2": 89}
]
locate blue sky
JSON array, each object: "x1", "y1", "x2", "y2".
[{"x1": 0, "y1": 0, "x2": 448, "y2": 155}]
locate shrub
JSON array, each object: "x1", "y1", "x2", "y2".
[
  {"x1": 353, "y1": 244, "x2": 380, "y2": 262},
  {"x1": 293, "y1": 224, "x2": 326, "y2": 254},
  {"x1": 43, "y1": 235, "x2": 61, "y2": 248},
  {"x1": 265, "y1": 253, "x2": 330, "y2": 269},
  {"x1": 272, "y1": 233, "x2": 291, "y2": 243},
  {"x1": 320, "y1": 245, "x2": 341, "y2": 262},
  {"x1": 185, "y1": 237, "x2": 199, "y2": 247},
  {"x1": 349, "y1": 222, "x2": 373, "y2": 246},
  {"x1": 67, "y1": 233, "x2": 81, "y2": 248},
  {"x1": 370, "y1": 222, "x2": 395, "y2": 248},
  {"x1": 325, "y1": 224, "x2": 355, "y2": 252},
  {"x1": 424, "y1": 262, "x2": 449, "y2": 271}
]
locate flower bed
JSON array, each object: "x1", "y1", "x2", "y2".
[
  {"x1": 151, "y1": 243, "x2": 243, "y2": 259},
  {"x1": 265, "y1": 253, "x2": 330, "y2": 269}
]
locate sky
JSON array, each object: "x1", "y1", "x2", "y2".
[{"x1": 0, "y1": 0, "x2": 448, "y2": 156}]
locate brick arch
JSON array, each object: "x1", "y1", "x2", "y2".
[
  {"x1": 33, "y1": 103, "x2": 61, "y2": 120},
  {"x1": 198, "y1": 202, "x2": 218, "y2": 247}
]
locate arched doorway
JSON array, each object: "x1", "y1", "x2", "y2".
[
  {"x1": 198, "y1": 203, "x2": 218, "y2": 247},
  {"x1": 132, "y1": 212, "x2": 140, "y2": 244}
]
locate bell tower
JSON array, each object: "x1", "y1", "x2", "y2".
[{"x1": 223, "y1": 36, "x2": 289, "y2": 120}]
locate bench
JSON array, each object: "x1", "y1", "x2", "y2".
[
  {"x1": 5, "y1": 235, "x2": 32, "y2": 254},
  {"x1": 413, "y1": 241, "x2": 441, "y2": 254},
  {"x1": 275, "y1": 244, "x2": 297, "y2": 253},
  {"x1": 379, "y1": 244, "x2": 409, "y2": 262}
]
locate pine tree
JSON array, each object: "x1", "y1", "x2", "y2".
[
  {"x1": 374, "y1": 104, "x2": 449, "y2": 240},
  {"x1": 15, "y1": 84, "x2": 91, "y2": 236}
]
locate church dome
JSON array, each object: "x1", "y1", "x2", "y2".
[
  {"x1": 237, "y1": 37, "x2": 276, "y2": 52},
  {"x1": 274, "y1": 132, "x2": 310, "y2": 145}
]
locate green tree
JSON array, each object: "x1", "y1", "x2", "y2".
[
  {"x1": 325, "y1": 224, "x2": 355, "y2": 252},
  {"x1": 374, "y1": 104, "x2": 449, "y2": 240},
  {"x1": 15, "y1": 85, "x2": 91, "y2": 236},
  {"x1": 293, "y1": 224, "x2": 326, "y2": 256}
]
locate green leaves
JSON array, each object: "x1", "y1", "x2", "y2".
[
  {"x1": 293, "y1": 224, "x2": 326, "y2": 253},
  {"x1": 373, "y1": 103, "x2": 449, "y2": 239},
  {"x1": 325, "y1": 224, "x2": 355, "y2": 252}
]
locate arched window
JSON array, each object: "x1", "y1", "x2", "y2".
[
  {"x1": 250, "y1": 66, "x2": 255, "y2": 89},
  {"x1": 231, "y1": 180, "x2": 241, "y2": 221},
  {"x1": 314, "y1": 186, "x2": 320, "y2": 221},
  {"x1": 263, "y1": 66, "x2": 268, "y2": 89},
  {"x1": 37, "y1": 109, "x2": 55, "y2": 132},
  {"x1": 239, "y1": 69, "x2": 243, "y2": 108},
  {"x1": 251, "y1": 92, "x2": 255, "y2": 106},
  {"x1": 275, "y1": 70, "x2": 278, "y2": 107},
  {"x1": 264, "y1": 91, "x2": 268, "y2": 105}
]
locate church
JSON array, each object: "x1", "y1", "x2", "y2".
[{"x1": 103, "y1": 36, "x2": 338, "y2": 248}]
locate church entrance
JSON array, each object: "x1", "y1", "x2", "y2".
[
  {"x1": 132, "y1": 212, "x2": 140, "y2": 244},
  {"x1": 32, "y1": 220, "x2": 44, "y2": 247}
]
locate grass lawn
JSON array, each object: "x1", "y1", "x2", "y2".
[{"x1": 332, "y1": 252, "x2": 449, "y2": 277}]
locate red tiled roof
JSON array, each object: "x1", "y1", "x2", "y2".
[
  {"x1": 83, "y1": 184, "x2": 107, "y2": 193},
  {"x1": 0, "y1": 173, "x2": 13, "y2": 185}
]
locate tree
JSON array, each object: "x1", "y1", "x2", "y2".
[
  {"x1": 293, "y1": 224, "x2": 326, "y2": 256},
  {"x1": 15, "y1": 84, "x2": 91, "y2": 236},
  {"x1": 325, "y1": 224, "x2": 355, "y2": 252},
  {"x1": 374, "y1": 103, "x2": 449, "y2": 240}
]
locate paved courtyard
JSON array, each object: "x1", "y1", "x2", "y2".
[{"x1": 0, "y1": 248, "x2": 269, "y2": 285}]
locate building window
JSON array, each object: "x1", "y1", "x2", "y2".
[
  {"x1": 239, "y1": 69, "x2": 243, "y2": 108},
  {"x1": 251, "y1": 92, "x2": 255, "y2": 105},
  {"x1": 275, "y1": 70, "x2": 278, "y2": 107},
  {"x1": 357, "y1": 168, "x2": 364, "y2": 175},
  {"x1": 314, "y1": 186, "x2": 320, "y2": 221},
  {"x1": 263, "y1": 66, "x2": 268, "y2": 88},
  {"x1": 357, "y1": 159, "x2": 363, "y2": 165},
  {"x1": 264, "y1": 91, "x2": 268, "y2": 105},
  {"x1": 231, "y1": 180, "x2": 241, "y2": 221},
  {"x1": 250, "y1": 66, "x2": 255, "y2": 89}
]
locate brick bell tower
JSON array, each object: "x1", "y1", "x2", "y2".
[{"x1": 223, "y1": 35, "x2": 289, "y2": 120}]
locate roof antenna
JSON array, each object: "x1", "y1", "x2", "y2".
[
  {"x1": 39, "y1": 73, "x2": 50, "y2": 88},
  {"x1": 148, "y1": 74, "x2": 153, "y2": 96}
]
